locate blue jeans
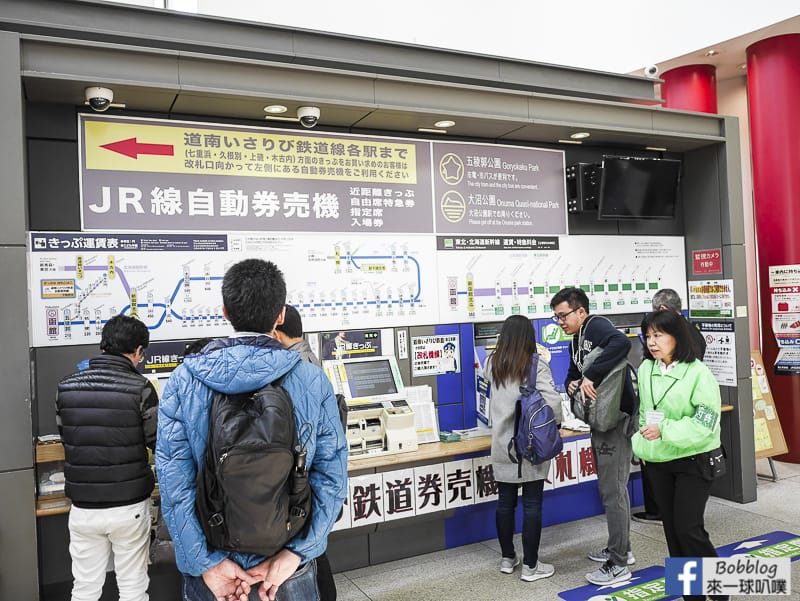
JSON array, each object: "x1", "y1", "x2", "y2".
[
  {"x1": 495, "y1": 480, "x2": 545, "y2": 568},
  {"x1": 183, "y1": 559, "x2": 319, "y2": 601}
]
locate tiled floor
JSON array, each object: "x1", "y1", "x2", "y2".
[{"x1": 334, "y1": 459, "x2": 800, "y2": 600}]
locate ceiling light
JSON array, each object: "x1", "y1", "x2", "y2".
[
  {"x1": 739, "y1": 63, "x2": 747, "y2": 70},
  {"x1": 570, "y1": 132, "x2": 590, "y2": 140},
  {"x1": 434, "y1": 120, "x2": 456, "y2": 129},
  {"x1": 705, "y1": 49, "x2": 719, "y2": 57},
  {"x1": 418, "y1": 128, "x2": 448, "y2": 134},
  {"x1": 558, "y1": 139, "x2": 582, "y2": 145},
  {"x1": 646, "y1": 146, "x2": 667, "y2": 152},
  {"x1": 264, "y1": 105, "x2": 288, "y2": 114}
]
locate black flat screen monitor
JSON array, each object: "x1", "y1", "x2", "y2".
[
  {"x1": 597, "y1": 156, "x2": 681, "y2": 220},
  {"x1": 343, "y1": 359, "x2": 399, "y2": 398}
]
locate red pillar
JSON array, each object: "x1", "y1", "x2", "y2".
[
  {"x1": 661, "y1": 64, "x2": 718, "y2": 113},
  {"x1": 747, "y1": 33, "x2": 800, "y2": 462}
]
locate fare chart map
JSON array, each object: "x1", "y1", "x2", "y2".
[
  {"x1": 29, "y1": 232, "x2": 686, "y2": 347},
  {"x1": 29, "y1": 232, "x2": 438, "y2": 347},
  {"x1": 437, "y1": 235, "x2": 687, "y2": 322}
]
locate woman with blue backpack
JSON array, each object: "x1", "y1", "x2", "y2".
[{"x1": 487, "y1": 315, "x2": 563, "y2": 583}]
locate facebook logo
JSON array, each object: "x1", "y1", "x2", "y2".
[{"x1": 665, "y1": 558, "x2": 704, "y2": 595}]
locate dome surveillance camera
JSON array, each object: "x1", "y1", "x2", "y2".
[
  {"x1": 85, "y1": 86, "x2": 114, "y2": 112},
  {"x1": 644, "y1": 65, "x2": 659, "y2": 78},
  {"x1": 297, "y1": 106, "x2": 320, "y2": 129}
]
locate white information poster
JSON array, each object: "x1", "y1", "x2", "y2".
[
  {"x1": 410, "y1": 334, "x2": 460, "y2": 376},
  {"x1": 768, "y1": 265, "x2": 800, "y2": 375},
  {"x1": 687, "y1": 279, "x2": 735, "y2": 319},
  {"x1": 697, "y1": 321, "x2": 737, "y2": 386}
]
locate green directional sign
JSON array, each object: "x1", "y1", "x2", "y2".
[{"x1": 746, "y1": 536, "x2": 800, "y2": 559}]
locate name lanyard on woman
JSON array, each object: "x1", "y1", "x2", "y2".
[{"x1": 649, "y1": 362, "x2": 678, "y2": 409}]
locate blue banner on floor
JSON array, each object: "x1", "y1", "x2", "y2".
[
  {"x1": 558, "y1": 531, "x2": 800, "y2": 600},
  {"x1": 715, "y1": 531, "x2": 800, "y2": 561}
]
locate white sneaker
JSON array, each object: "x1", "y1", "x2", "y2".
[
  {"x1": 499, "y1": 555, "x2": 520, "y2": 574},
  {"x1": 585, "y1": 560, "x2": 631, "y2": 586},
  {"x1": 587, "y1": 547, "x2": 636, "y2": 565},
  {"x1": 520, "y1": 561, "x2": 555, "y2": 582}
]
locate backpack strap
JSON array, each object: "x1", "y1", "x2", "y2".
[
  {"x1": 506, "y1": 354, "x2": 540, "y2": 478},
  {"x1": 529, "y1": 353, "x2": 540, "y2": 388}
]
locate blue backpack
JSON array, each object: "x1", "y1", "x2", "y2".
[{"x1": 507, "y1": 354, "x2": 563, "y2": 476}]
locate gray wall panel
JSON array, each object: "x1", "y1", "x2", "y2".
[
  {"x1": 532, "y1": 96, "x2": 655, "y2": 130},
  {"x1": 327, "y1": 531, "x2": 371, "y2": 572},
  {"x1": 0, "y1": 31, "x2": 27, "y2": 242},
  {"x1": 369, "y1": 515, "x2": 446, "y2": 565},
  {"x1": 652, "y1": 110, "x2": 724, "y2": 137},
  {"x1": 0, "y1": 470, "x2": 38, "y2": 598},
  {"x1": 682, "y1": 145, "x2": 723, "y2": 264},
  {"x1": 0, "y1": 248, "x2": 34, "y2": 469},
  {"x1": 375, "y1": 79, "x2": 529, "y2": 118},
  {"x1": 502, "y1": 64, "x2": 653, "y2": 101},
  {"x1": 22, "y1": 40, "x2": 180, "y2": 88},
  {"x1": 720, "y1": 117, "x2": 745, "y2": 245},
  {"x1": 178, "y1": 57, "x2": 375, "y2": 103}
]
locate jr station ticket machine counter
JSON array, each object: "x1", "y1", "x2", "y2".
[{"x1": 323, "y1": 355, "x2": 419, "y2": 457}]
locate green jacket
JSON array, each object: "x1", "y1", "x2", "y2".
[{"x1": 632, "y1": 359, "x2": 721, "y2": 463}]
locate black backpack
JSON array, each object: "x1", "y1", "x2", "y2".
[{"x1": 195, "y1": 376, "x2": 311, "y2": 556}]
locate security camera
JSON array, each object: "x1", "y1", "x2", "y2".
[
  {"x1": 644, "y1": 65, "x2": 659, "y2": 78},
  {"x1": 85, "y1": 86, "x2": 114, "y2": 112},
  {"x1": 297, "y1": 106, "x2": 320, "y2": 129}
]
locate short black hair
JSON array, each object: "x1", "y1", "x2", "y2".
[
  {"x1": 100, "y1": 314, "x2": 150, "y2": 355},
  {"x1": 550, "y1": 287, "x2": 589, "y2": 312},
  {"x1": 276, "y1": 304, "x2": 303, "y2": 338},
  {"x1": 641, "y1": 309, "x2": 698, "y2": 363},
  {"x1": 222, "y1": 259, "x2": 287, "y2": 333},
  {"x1": 185, "y1": 337, "x2": 214, "y2": 356}
]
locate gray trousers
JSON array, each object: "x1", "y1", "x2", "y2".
[{"x1": 590, "y1": 416, "x2": 633, "y2": 567}]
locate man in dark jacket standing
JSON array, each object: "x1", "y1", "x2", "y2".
[
  {"x1": 56, "y1": 314, "x2": 158, "y2": 601},
  {"x1": 274, "y1": 304, "x2": 322, "y2": 368},
  {"x1": 274, "y1": 304, "x2": 338, "y2": 601},
  {"x1": 551, "y1": 288, "x2": 636, "y2": 587}
]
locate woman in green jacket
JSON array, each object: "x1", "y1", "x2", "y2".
[{"x1": 632, "y1": 309, "x2": 727, "y2": 601}]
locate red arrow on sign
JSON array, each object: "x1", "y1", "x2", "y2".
[{"x1": 100, "y1": 137, "x2": 174, "y2": 159}]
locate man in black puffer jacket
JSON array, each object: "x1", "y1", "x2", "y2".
[{"x1": 56, "y1": 314, "x2": 158, "y2": 601}]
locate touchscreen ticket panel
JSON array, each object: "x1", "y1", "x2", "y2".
[{"x1": 324, "y1": 355, "x2": 405, "y2": 405}]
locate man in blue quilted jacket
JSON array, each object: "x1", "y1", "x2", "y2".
[{"x1": 156, "y1": 259, "x2": 348, "y2": 601}]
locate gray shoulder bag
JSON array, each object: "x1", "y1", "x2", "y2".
[{"x1": 570, "y1": 316, "x2": 628, "y2": 432}]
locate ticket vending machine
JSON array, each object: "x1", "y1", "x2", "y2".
[{"x1": 323, "y1": 355, "x2": 418, "y2": 458}]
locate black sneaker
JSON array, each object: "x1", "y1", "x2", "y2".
[{"x1": 632, "y1": 511, "x2": 662, "y2": 525}]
